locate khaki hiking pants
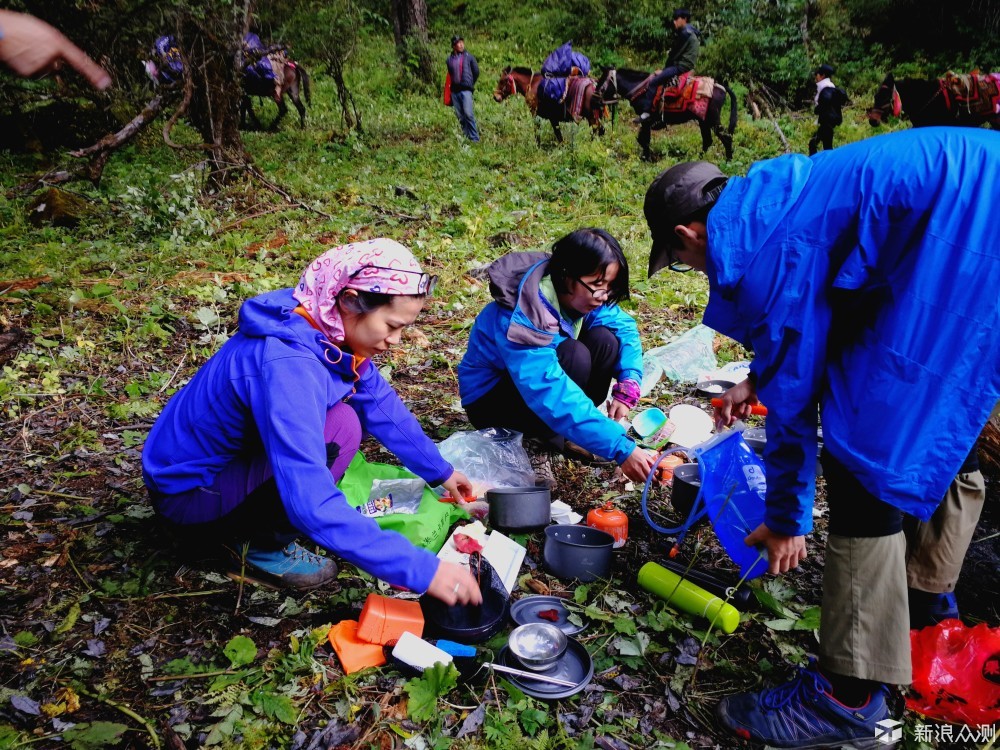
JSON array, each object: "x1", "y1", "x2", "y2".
[{"x1": 817, "y1": 455, "x2": 986, "y2": 685}]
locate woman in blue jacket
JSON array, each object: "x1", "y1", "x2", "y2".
[
  {"x1": 458, "y1": 228, "x2": 656, "y2": 483},
  {"x1": 142, "y1": 239, "x2": 482, "y2": 605}
]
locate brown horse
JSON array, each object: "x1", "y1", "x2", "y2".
[
  {"x1": 596, "y1": 67, "x2": 736, "y2": 161},
  {"x1": 493, "y1": 67, "x2": 605, "y2": 142},
  {"x1": 241, "y1": 50, "x2": 311, "y2": 130}
]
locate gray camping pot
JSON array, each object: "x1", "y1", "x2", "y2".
[
  {"x1": 487, "y1": 487, "x2": 551, "y2": 532},
  {"x1": 543, "y1": 525, "x2": 615, "y2": 582}
]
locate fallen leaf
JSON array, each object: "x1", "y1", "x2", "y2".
[{"x1": 525, "y1": 578, "x2": 550, "y2": 596}]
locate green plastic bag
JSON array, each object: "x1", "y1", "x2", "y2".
[{"x1": 337, "y1": 453, "x2": 468, "y2": 553}]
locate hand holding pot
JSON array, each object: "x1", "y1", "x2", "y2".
[
  {"x1": 713, "y1": 377, "x2": 760, "y2": 430},
  {"x1": 427, "y1": 561, "x2": 482, "y2": 606},
  {"x1": 621, "y1": 446, "x2": 657, "y2": 484}
]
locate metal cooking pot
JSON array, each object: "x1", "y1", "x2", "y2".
[
  {"x1": 544, "y1": 525, "x2": 614, "y2": 582},
  {"x1": 487, "y1": 486, "x2": 551, "y2": 532}
]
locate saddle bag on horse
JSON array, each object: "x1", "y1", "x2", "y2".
[
  {"x1": 941, "y1": 71, "x2": 1000, "y2": 116},
  {"x1": 652, "y1": 71, "x2": 696, "y2": 113},
  {"x1": 540, "y1": 42, "x2": 591, "y2": 104}
]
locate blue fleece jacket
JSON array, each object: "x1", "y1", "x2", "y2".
[
  {"x1": 702, "y1": 127, "x2": 1000, "y2": 536},
  {"x1": 142, "y1": 288, "x2": 453, "y2": 593},
  {"x1": 458, "y1": 252, "x2": 642, "y2": 463}
]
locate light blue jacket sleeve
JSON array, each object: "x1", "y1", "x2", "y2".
[
  {"x1": 251, "y1": 357, "x2": 440, "y2": 593},
  {"x1": 494, "y1": 321, "x2": 636, "y2": 463},
  {"x1": 587, "y1": 304, "x2": 643, "y2": 384}
]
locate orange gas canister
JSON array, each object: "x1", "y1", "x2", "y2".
[
  {"x1": 587, "y1": 502, "x2": 629, "y2": 548},
  {"x1": 357, "y1": 593, "x2": 425, "y2": 646}
]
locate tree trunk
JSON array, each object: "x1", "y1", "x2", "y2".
[
  {"x1": 181, "y1": 11, "x2": 251, "y2": 185},
  {"x1": 390, "y1": 0, "x2": 434, "y2": 85}
]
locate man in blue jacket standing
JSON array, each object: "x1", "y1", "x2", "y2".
[
  {"x1": 446, "y1": 34, "x2": 479, "y2": 142},
  {"x1": 642, "y1": 128, "x2": 1000, "y2": 748}
]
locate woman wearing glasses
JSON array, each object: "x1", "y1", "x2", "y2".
[
  {"x1": 142, "y1": 239, "x2": 482, "y2": 605},
  {"x1": 459, "y1": 228, "x2": 657, "y2": 483}
]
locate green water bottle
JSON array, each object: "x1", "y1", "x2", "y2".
[{"x1": 637, "y1": 562, "x2": 741, "y2": 634}]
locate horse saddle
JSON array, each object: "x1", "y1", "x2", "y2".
[
  {"x1": 940, "y1": 71, "x2": 1000, "y2": 116},
  {"x1": 653, "y1": 71, "x2": 698, "y2": 113}
]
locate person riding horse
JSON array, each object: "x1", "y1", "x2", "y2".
[{"x1": 634, "y1": 8, "x2": 701, "y2": 121}]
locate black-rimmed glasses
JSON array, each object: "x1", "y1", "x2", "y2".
[
  {"x1": 348, "y1": 265, "x2": 438, "y2": 295},
  {"x1": 574, "y1": 277, "x2": 613, "y2": 300}
]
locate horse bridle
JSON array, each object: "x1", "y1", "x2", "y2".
[{"x1": 597, "y1": 68, "x2": 619, "y2": 104}]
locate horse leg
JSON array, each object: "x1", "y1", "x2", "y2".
[
  {"x1": 288, "y1": 70, "x2": 306, "y2": 128},
  {"x1": 638, "y1": 121, "x2": 653, "y2": 161},
  {"x1": 699, "y1": 120, "x2": 712, "y2": 154},
  {"x1": 271, "y1": 95, "x2": 288, "y2": 131},
  {"x1": 242, "y1": 95, "x2": 263, "y2": 131},
  {"x1": 551, "y1": 119, "x2": 563, "y2": 144}
]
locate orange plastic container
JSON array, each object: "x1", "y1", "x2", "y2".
[
  {"x1": 328, "y1": 620, "x2": 386, "y2": 674},
  {"x1": 357, "y1": 593, "x2": 424, "y2": 645},
  {"x1": 587, "y1": 502, "x2": 629, "y2": 548}
]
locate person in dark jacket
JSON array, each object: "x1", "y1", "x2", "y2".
[
  {"x1": 446, "y1": 35, "x2": 479, "y2": 142},
  {"x1": 636, "y1": 9, "x2": 701, "y2": 120},
  {"x1": 642, "y1": 128, "x2": 999, "y2": 748},
  {"x1": 142, "y1": 239, "x2": 482, "y2": 606},
  {"x1": 458, "y1": 229, "x2": 657, "y2": 483},
  {"x1": 809, "y1": 63, "x2": 847, "y2": 155}
]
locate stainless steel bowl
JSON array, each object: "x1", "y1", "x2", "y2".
[{"x1": 507, "y1": 622, "x2": 568, "y2": 671}]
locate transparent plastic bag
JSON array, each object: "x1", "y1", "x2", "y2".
[
  {"x1": 437, "y1": 428, "x2": 535, "y2": 496},
  {"x1": 357, "y1": 478, "x2": 426, "y2": 517},
  {"x1": 645, "y1": 324, "x2": 717, "y2": 383}
]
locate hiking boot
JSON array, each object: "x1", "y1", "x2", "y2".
[
  {"x1": 522, "y1": 437, "x2": 558, "y2": 489},
  {"x1": 717, "y1": 663, "x2": 898, "y2": 749},
  {"x1": 226, "y1": 541, "x2": 338, "y2": 590},
  {"x1": 908, "y1": 588, "x2": 959, "y2": 629}
]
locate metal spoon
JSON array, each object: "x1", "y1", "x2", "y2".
[{"x1": 484, "y1": 662, "x2": 578, "y2": 687}]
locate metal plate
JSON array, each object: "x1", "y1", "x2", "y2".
[
  {"x1": 496, "y1": 639, "x2": 593, "y2": 700},
  {"x1": 509, "y1": 595, "x2": 586, "y2": 635}
]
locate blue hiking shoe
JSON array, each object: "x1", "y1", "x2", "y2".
[
  {"x1": 908, "y1": 588, "x2": 959, "y2": 629},
  {"x1": 716, "y1": 664, "x2": 898, "y2": 749},
  {"x1": 227, "y1": 542, "x2": 338, "y2": 590}
]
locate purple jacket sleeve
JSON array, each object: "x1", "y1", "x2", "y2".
[{"x1": 251, "y1": 353, "x2": 440, "y2": 593}]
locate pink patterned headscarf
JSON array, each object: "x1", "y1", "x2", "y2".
[{"x1": 292, "y1": 238, "x2": 429, "y2": 342}]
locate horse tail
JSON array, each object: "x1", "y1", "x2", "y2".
[
  {"x1": 723, "y1": 82, "x2": 737, "y2": 134},
  {"x1": 298, "y1": 64, "x2": 311, "y2": 106}
]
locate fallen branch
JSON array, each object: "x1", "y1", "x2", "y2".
[{"x1": 76, "y1": 687, "x2": 162, "y2": 750}]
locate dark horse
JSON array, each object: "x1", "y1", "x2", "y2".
[
  {"x1": 596, "y1": 67, "x2": 737, "y2": 161},
  {"x1": 868, "y1": 72, "x2": 1000, "y2": 129},
  {"x1": 241, "y1": 51, "x2": 311, "y2": 130},
  {"x1": 493, "y1": 67, "x2": 605, "y2": 143}
]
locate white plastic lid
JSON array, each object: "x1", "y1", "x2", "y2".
[{"x1": 667, "y1": 404, "x2": 714, "y2": 448}]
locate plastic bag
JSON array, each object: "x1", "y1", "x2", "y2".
[
  {"x1": 357, "y1": 478, "x2": 426, "y2": 517},
  {"x1": 436, "y1": 428, "x2": 535, "y2": 496},
  {"x1": 644, "y1": 324, "x2": 717, "y2": 383},
  {"x1": 908, "y1": 620, "x2": 1000, "y2": 726},
  {"x1": 692, "y1": 430, "x2": 768, "y2": 580},
  {"x1": 338, "y1": 454, "x2": 468, "y2": 552}
]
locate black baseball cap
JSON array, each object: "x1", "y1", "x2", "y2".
[
  {"x1": 451, "y1": 35, "x2": 464, "y2": 46},
  {"x1": 644, "y1": 161, "x2": 728, "y2": 277},
  {"x1": 814, "y1": 63, "x2": 835, "y2": 77},
  {"x1": 672, "y1": 8, "x2": 692, "y2": 19}
]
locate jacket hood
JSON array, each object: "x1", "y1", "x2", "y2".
[
  {"x1": 487, "y1": 252, "x2": 562, "y2": 346},
  {"x1": 707, "y1": 155, "x2": 813, "y2": 294},
  {"x1": 238, "y1": 288, "x2": 367, "y2": 381}
]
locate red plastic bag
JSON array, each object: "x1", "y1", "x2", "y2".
[
  {"x1": 443, "y1": 72, "x2": 452, "y2": 106},
  {"x1": 908, "y1": 619, "x2": 1000, "y2": 726}
]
